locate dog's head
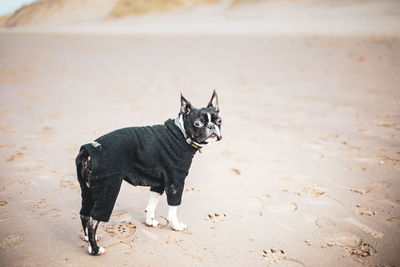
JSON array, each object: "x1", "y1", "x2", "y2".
[{"x1": 180, "y1": 90, "x2": 222, "y2": 145}]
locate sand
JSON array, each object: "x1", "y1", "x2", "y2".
[{"x1": 1, "y1": 1, "x2": 400, "y2": 266}]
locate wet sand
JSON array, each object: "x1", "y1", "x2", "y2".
[{"x1": 0, "y1": 33, "x2": 399, "y2": 266}]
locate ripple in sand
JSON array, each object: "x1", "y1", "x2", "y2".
[
  {"x1": 344, "y1": 217, "x2": 383, "y2": 239},
  {"x1": 321, "y1": 231, "x2": 362, "y2": 248},
  {"x1": 5, "y1": 152, "x2": 24, "y2": 162}
]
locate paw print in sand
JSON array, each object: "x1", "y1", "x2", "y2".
[
  {"x1": 101, "y1": 221, "x2": 137, "y2": 250},
  {"x1": 205, "y1": 212, "x2": 227, "y2": 229},
  {"x1": 262, "y1": 248, "x2": 304, "y2": 266},
  {"x1": 105, "y1": 221, "x2": 136, "y2": 239}
]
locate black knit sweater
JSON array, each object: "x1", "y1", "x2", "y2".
[{"x1": 80, "y1": 119, "x2": 198, "y2": 208}]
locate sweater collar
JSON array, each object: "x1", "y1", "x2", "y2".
[{"x1": 172, "y1": 115, "x2": 202, "y2": 152}]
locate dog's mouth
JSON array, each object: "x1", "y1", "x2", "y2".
[{"x1": 199, "y1": 133, "x2": 222, "y2": 144}]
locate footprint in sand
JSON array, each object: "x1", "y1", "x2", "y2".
[
  {"x1": 31, "y1": 198, "x2": 48, "y2": 210},
  {"x1": 321, "y1": 231, "x2": 376, "y2": 258},
  {"x1": 262, "y1": 248, "x2": 304, "y2": 266},
  {"x1": 301, "y1": 184, "x2": 326, "y2": 197},
  {"x1": 104, "y1": 221, "x2": 136, "y2": 239},
  {"x1": 281, "y1": 183, "x2": 326, "y2": 198},
  {"x1": 7, "y1": 235, "x2": 23, "y2": 246},
  {"x1": 355, "y1": 204, "x2": 376, "y2": 216},
  {"x1": 0, "y1": 178, "x2": 16, "y2": 192},
  {"x1": 102, "y1": 221, "x2": 137, "y2": 249},
  {"x1": 0, "y1": 200, "x2": 8, "y2": 207},
  {"x1": 348, "y1": 243, "x2": 376, "y2": 258},
  {"x1": 205, "y1": 212, "x2": 227, "y2": 229},
  {"x1": 205, "y1": 212, "x2": 228, "y2": 230},
  {"x1": 316, "y1": 216, "x2": 377, "y2": 260},
  {"x1": 5, "y1": 152, "x2": 24, "y2": 162},
  {"x1": 59, "y1": 179, "x2": 78, "y2": 190},
  {"x1": 165, "y1": 230, "x2": 193, "y2": 246},
  {"x1": 31, "y1": 199, "x2": 61, "y2": 217},
  {"x1": 385, "y1": 217, "x2": 398, "y2": 222},
  {"x1": 376, "y1": 155, "x2": 400, "y2": 169},
  {"x1": 320, "y1": 228, "x2": 378, "y2": 263},
  {"x1": 0, "y1": 178, "x2": 31, "y2": 193}
]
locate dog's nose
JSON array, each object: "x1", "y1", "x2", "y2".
[{"x1": 207, "y1": 124, "x2": 215, "y2": 130}]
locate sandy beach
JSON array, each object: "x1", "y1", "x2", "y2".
[{"x1": 1, "y1": 1, "x2": 400, "y2": 266}]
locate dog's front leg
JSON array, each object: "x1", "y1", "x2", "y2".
[
  {"x1": 145, "y1": 191, "x2": 162, "y2": 227},
  {"x1": 168, "y1": 205, "x2": 187, "y2": 231}
]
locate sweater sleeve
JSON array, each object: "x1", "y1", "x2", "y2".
[{"x1": 165, "y1": 180, "x2": 185, "y2": 206}]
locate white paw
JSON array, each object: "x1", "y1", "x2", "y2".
[
  {"x1": 88, "y1": 243, "x2": 105, "y2": 255},
  {"x1": 98, "y1": 247, "x2": 105, "y2": 255},
  {"x1": 145, "y1": 217, "x2": 159, "y2": 227},
  {"x1": 172, "y1": 222, "x2": 187, "y2": 231}
]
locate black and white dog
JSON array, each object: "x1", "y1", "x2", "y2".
[{"x1": 76, "y1": 91, "x2": 222, "y2": 255}]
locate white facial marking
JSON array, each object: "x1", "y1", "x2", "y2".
[{"x1": 206, "y1": 112, "x2": 221, "y2": 140}]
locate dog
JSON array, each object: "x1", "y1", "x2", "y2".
[{"x1": 75, "y1": 91, "x2": 222, "y2": 255}]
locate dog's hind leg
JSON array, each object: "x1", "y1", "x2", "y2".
[
  {"x1": 87, "y1": 217, "x2": 105, "y2": 255},
  {"x1": 80, "y1": 215, "x2": 90, "y2": 241},
  {"x1": 80, "y1": 215, "x2": 99, "y2": 242},
  {"x1": 76, "y1": 149, "x2": 97, "y2": 242}
]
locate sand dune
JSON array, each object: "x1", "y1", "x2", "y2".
[
  {"x1": 1, "y1": 0, "x2": 400, "y2": 36},
  {"x1": 2, "y1": 0, "x2": 118, "y2": 27}
]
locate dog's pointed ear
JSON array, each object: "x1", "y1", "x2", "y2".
[
  {"x1": 207, "y1": 90, "x2": 219, "y2": 113},
  {"x1": 180, "y1": 93, "x2": 193, "y2": 115}
]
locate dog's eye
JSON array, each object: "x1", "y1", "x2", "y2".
[
  {"x1": 194, "y1": 121, "x2": 203, "y2": 128},
  {"x1": 216, "y1": 118, "x2": 222, "y2": 125}
]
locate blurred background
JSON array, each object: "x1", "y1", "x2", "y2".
[
  {"x1": 1, "y1": 0, "x2": 400, "y2": 35},
  {"x1": 0, "y1": 1, "x2": 399, "y2": 266}
]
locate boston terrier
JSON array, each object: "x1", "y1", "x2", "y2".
[{"x1": 75, "y1": 91, "x2": 222, "y2": 255}]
